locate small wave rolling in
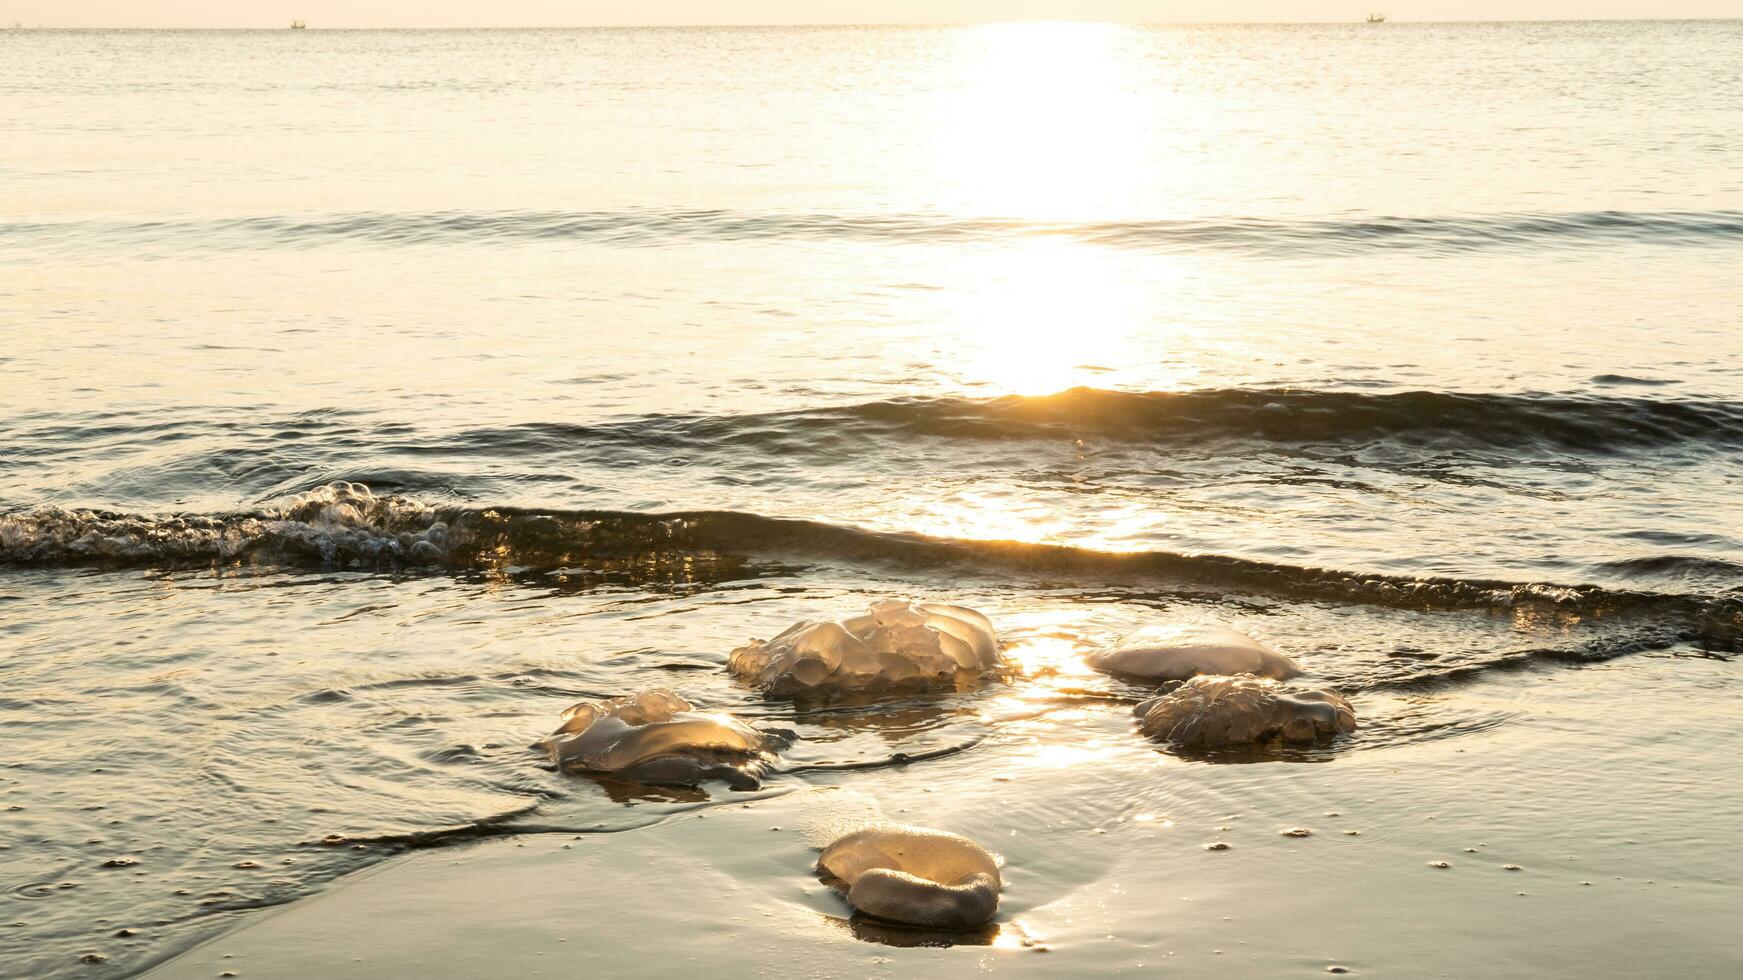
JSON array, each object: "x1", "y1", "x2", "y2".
[
  {"x1": 2, "y1": 18, "x2": 1741, "y2": 979},
  {"x1": 10, "y1": 208, "x2": 1743, "y2": 259}
]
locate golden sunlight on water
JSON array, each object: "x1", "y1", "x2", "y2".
[
  {"x1": 936, "y1": 241, "x2": 1181, "y2": 395},
  {"x1": 908, "y1": 23, "x2": 1222, "y2": 407},
  {"x1": 8, "y1": 20, "x2": 1743, "y2": 980},
  {"x1": 853, "y1": 478, "x2": 1173, "y2": 554},
  {"x1": 928, "y1": 23, "x2": 1170, "y2": 222},
  {"x1": 1001, "y1": 634, "x2": 1100, "y2": 682},
  {"x1": 1009, "y1": 740, "x2": 1120, "y2": 771},
  {"x1": 921, "y1": 24, "x2": 1181, "y2": 395}
]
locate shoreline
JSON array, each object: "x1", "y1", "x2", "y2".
[{"x1": 147, "y1": 652, "x2": 1741, "y2": 979}]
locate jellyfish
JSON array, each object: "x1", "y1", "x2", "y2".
[
  {"x1": 818, "y1": 824, "x2": 1002, "y2": 930},
  {"x1": 1133, "y1": 674, "x2": 1357, "y2": 748},
  {"x1": 1086, "y1": 623, "x2": 1301, "y2": 682},
  {"x1": 728, "y1": 600, "x2": 1002, "y2": 697},
  {"x1": 536, "y1": 690, "x2": 789, "y2": 789}
]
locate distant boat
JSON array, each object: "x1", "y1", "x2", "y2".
[
  {"x1": 290, "y1": 19, "x2": 307, "y2": 29},
  {"x1": 1366, "y1": 13, "x2": 1386, "y2": 23}
]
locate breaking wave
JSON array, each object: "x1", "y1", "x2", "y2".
[{"x1": 3, "y1": 483, "x2": 1736, "y2": 651}]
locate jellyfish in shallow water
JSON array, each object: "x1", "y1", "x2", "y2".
[
  {"x1": 536, "y1": 690, "x2": 789, "y2": 789},
  {"x1": 1134, "y1": 674, "x2": 1357, "y2": 748},
  {"x1": 728, "y1": 600, "x2": 1001, "y2": 697},
  {"x1": 818, "y1": 824, "x2": 1002, "y2": 930},
  {"x1": 1086, "y1": 623, "x2": 1301, "y2": 682}
]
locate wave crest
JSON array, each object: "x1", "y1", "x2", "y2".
[
  {"x1": 0, "y1": 483, "x2": 443, "y2": 566},
  {"x1": 423, "y1": 388, "x2": 1743, "y2": 459},
  {"x1": 3, "y1": 486, "x2": 1737, "y2": 652}
]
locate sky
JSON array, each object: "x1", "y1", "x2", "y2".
[{"x1": 6, "y1": 1, "x2": 1741, "y2": 28}]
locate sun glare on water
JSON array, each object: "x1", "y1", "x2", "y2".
[
  {"x1": 934, "y1": 240, "x2": 1174, "y2": 396},
  {"x1": 929, "y1": 22, "x2": 1171, "y2": 223},
  {"x1": 917, "y1": 23, "x2": 1195, "y2": 397}
]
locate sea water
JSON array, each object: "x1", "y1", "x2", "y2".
[{"x1": 2, "y1": 21, "x2": 1740, "y2": 977}]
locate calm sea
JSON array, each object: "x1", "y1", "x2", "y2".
[{"x1": 2, "y1": 21, "x2": 1740, "y2": 977}]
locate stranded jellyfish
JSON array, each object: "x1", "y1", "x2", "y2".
[
  {"x1": 728, "y1": 600, "x2": 1002, "y2": 697},
  {"x1": 1086, "y1": 623, "x2": 1302, "y2": 682},
  {"x1": 536, "y1": 690, "x2": 789, "y2": 789},
  {"x1": 1133, "y1": 674, "x2": 1357, "y2": 748},
  {"x1": 818, "y1": 824, "x2": 1002, "y2": 930}
]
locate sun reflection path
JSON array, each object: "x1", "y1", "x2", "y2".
[
  {"x1": 856, "y1": 22, "x2": 1222, "y2": 543},
  {"x1": 928, "y1": 22, "x2": 1177, "y2": 223},
  {"x1": 931, "y1": 240, "x2": 1190, "y2": 396},
  {"x1": 976, "y1": 630, "x2": 1134, "y2": 763},
  {"x1": 914, "y1": 23, "x2": 1205, "y2": 395},
  {"x1": 1002, "y1": 634, "x2": 1102, "y2": 683},
  {"x1": 851, "y1": 479, "x2": 1170, "y2": 555}
]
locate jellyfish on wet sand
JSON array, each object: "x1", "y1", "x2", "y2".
[
  {"x1": 1134, "y1": 673, "x2": 1356, "y2": 748},
  {"x1": 1086, "y1": 623, "x2": 1301, "y2": 682},
  {"x1": 536, "y1": 690, "x2": 789, "y2": 789},
  {"x1": 818, "y1": 824, "x2": 1002, "y2": 930},
  {"x1": 729, "y1": 599, "x2": 1002, "y2": 697}
]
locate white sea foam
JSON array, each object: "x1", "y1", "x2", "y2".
[{"x1": 0, "y1": 482, "x2": 445, "y2": 566}]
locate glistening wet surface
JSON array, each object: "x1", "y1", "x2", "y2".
[
  {"x1": 3, "y1": 549, "x2": 1738, "y2": 976},
  {"x1": 142, "y1": 650, "x2": 1743, "y2": 979},
  {"x1": 4, "y1": 19, "x2": 1742, "y2": 978}
]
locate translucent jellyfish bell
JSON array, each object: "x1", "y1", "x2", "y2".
[
  {"x1": 1086, "y1": 623, "x2": 1302, "y2": 682},
  {"x1": 728, "y1": 600, "x2": 1002, "y2": 697},
  {"x1": 818, "y1": 824, "x2": 1002, "y2": 930},
  {"x1": 1133, "y1": 674, "x2": 1357, "y2": 748},
  {"x1": 536, "y1": 689, "x2": 789, "y2": 789}
]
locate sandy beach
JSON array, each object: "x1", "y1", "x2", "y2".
[
  {"x1": 6, "y1": 16, "x2": 1741, "y2": 978},
  {"x1": 143, "y1": 653, "x2": 1740, "y2": 979}
]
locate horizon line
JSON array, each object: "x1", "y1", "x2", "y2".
[{"x1": 7, "y1": 17, "x2": 1742, "y2": 31}]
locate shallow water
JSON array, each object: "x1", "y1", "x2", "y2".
[
  {"x1": 145, "y1": 652, "x2": 1743, "y2": 979},
  {"x1": 3, "y1": 19, "x2": 1742, "y2": 978}
]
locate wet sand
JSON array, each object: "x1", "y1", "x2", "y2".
[
  {"x1": 10, "y1": 20, "x2": 1743, "y2": 980},
  {"x1": 147, "y1": 652, "x2": 1740, "y2": 979}
]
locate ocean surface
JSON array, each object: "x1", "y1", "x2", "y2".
[{"x1": 2, "y1": 20, "x2": 1741, "y2": 978}]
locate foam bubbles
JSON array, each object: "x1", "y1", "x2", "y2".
[
  {"x1": 818, "y1": 824, "x2": 1002, "y2": 930},
  {"x1": 0, "y1": 482, "x2": 444, "y2": 567},
  {"x1": 1134, "y1": 674, "x2": 1357, "y2": 748},
  {"x1": 536, "y1": 690, "x2": 788, "y2": 789},
  {"x1": 1087, "y1": 624, "x2": 1302, "y2": 681},
  {"x1": 728, "y1": 600, "x2": 1002, "y2": 697}
]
